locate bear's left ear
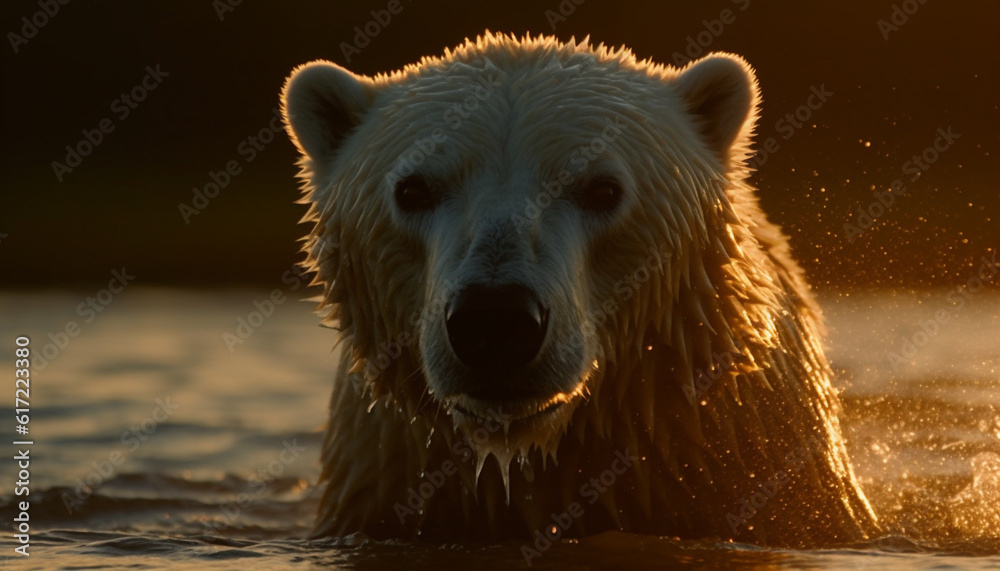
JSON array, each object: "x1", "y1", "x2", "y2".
[
  {"x1": 673, "y1": 53, "x2": 759, "y2": 165},
  {"x1": 281, "y1": 61, "x2": 375, "y2": 166}
]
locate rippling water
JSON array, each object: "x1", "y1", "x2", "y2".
[{"x1": 0, "y1": 289, "x2": 998, "y2": 569}]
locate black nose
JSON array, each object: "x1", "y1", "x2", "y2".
[{"x1": 446, "y1": 284, "x2": 548, "y2": 372}]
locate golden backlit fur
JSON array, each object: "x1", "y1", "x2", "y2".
[{"x1": 281, "y1": 32, "x2": 879, "y2": 547}]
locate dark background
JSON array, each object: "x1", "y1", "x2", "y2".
[{"x1": 1, "y1": 1, "x2": 997, "y2": 290}]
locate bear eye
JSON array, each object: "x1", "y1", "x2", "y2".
[
  {"x1": 394, "y1": 175, "x2": 436, "y2": 213},
  {"x1": 578, "y1": 178, "x2": 623, "y2": 213}
]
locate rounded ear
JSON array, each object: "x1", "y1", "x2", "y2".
[
  {"x1": 281, "y1": 61, "x2": 374, "y2": 165},
  {"x1": 673, "y1": 53, "x2": 759, "y2": 166}
]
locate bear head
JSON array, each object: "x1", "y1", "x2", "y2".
[{"x1": 282, "y1": 33, "x2": 764, "y2": 472}]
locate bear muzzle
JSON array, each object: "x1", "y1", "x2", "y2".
[{"x1": 438, "y1": 281, "x2": 592, "y2": 435}]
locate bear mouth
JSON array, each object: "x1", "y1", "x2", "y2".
[
  {"x1": 444, "y1": 385, "x2": 586, "y2": 428},
  {"x1": 451, "y1": 394, "x2": 565, "y2": 421}
]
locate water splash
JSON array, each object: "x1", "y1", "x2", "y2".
[{"x1": 950, "y1": 453, "x2": 1000, "y2": 536}]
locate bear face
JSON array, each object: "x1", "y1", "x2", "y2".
[
  {"x1": 282, "y1": 33, "x2": 879, "y2": 546},
  {"x1": 284, "y1": 37, "x2": 755, "y2": 461}
]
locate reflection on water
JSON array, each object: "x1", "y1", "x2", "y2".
[{"x1": 0, "y1": 288, "x2": 998, "y2": 569}]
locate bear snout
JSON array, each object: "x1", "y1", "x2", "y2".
[{"x1": 445, "y1": 283, "x2": 548, "y2": 384}]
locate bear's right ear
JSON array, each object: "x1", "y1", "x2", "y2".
[
  {"x1": 673, "y1": 53, "x2": 759, "y2": 167},
  {"x1": 281, "y1": 61, "x2": 374, "y2": 165}
]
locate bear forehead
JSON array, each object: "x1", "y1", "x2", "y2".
[{"x1": 351, "y1": 42, "x2": 690, "y2": 184}]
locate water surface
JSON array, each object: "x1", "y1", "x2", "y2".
[{"x1": 1, "y1": 289, "x2": 998, "y2": 569}]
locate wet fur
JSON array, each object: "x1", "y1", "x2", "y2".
[{"x1": 282, "y1": 32, "x2": 879, "y2": 546}]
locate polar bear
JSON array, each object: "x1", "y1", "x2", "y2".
[{"x1": 281, "y1": 32, "x2": 879, "y2": 548}]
